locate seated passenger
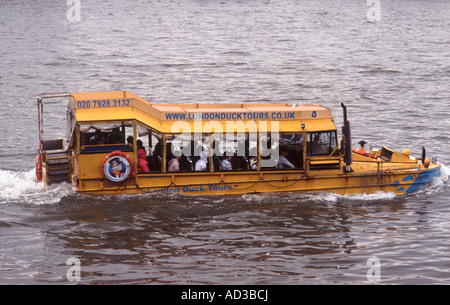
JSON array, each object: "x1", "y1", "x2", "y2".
[
  {"x1": 127, "y1": 136, "x2": 133, "y2": 145},
  {"x1": 311, "y1": 134, "x2": 328, "y2": 155},
  {"x1": 220, "y1": 156, "x2": 233, "y2": 170},
  {"x1": 277, "y1": 149, "x2": 295, "y2": 169},
  {"x1": 137, "y1": 139, "x2": 144, "y2": 151},
  {"x1": 137, "y1": 148, "x2": 150, "y2": 173},
  {"x1": 90, "y1": 129, "x2": 105, "y2": 145},
  {"x1": 180, "y1": 155, "x2": 193, "y2": 171},
  {"x1": 249, "y1": 155, "x2": 257, "y2": 170},
  {"x1": 154, "y1": 140, "x2": 162, "y2": 158},
  {"x1": 168, "y1": 155, "x2": 181, "y2": 172},
  {"x1": 194, "y1": 151, "x2": 208, "y2": 171},
  {"x1": 107, "y1": 127, "x2": 124, "y2": 144}
]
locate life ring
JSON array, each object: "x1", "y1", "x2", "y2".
[
  {"x1": 101, "y1": 151, "x2": 135, "y2": 182},
  {"x1": 35, "y1": 154, "x2": 42, "y2": 182},
  {"x1": 352, "y1": 147, "x2": 378, "y2": 159}
]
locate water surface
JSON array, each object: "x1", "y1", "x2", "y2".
[{"x1": 0, "y1": 0, "x2": 449, "y2": 284}]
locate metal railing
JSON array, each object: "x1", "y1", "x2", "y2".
[{"x1": 36, "y1": 92, "x2": 72, "y2": 153}]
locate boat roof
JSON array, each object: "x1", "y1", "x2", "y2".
[{"x1": 69, "y1": 91, "x2": 336, "y2": 133}]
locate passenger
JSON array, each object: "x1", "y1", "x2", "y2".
[
  {"x1": 194, "y1": 151, "x2": 208, "y2": 171},
  {"x1": 249, "y1": 155, "x2": 258, "y2": 170},
  {"x1": 277, "y1": 149, "x2": 295, "y2": 169},
  {"x1": 137, "y1": 139, "x2": 144, "y2": 151},
  {"x1": 168, "y1": 155, "x2": 181, "y2": 172},
  {"x1": 311, "y1": 134, "x2": 327, "y2": 155},
  {"x1": 107, "y1": 127, "x2": 124, "y2": 144},
  {"x1": 220, "y1": 156, "x2": 233, "y2": 170},
  {"x1": 137, "y1": 148, "x2": 150, "y2": 173},
  {"x1": 168, "y1": 146, "x2": 181, "y2": 172},
  {"x1": 127, "y1": 136, "x2": 133, "y2": 145},
  {"x1": 90, "y1": 129, "x2": 105, "y2": 145},
  {"x1": 154, "y1": 140, "x2": 162, "y2": 158}
]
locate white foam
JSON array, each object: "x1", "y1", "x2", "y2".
[
  {"x1": 0, "y1": 169, "x2": 72, "y2": 205},
  {"x1": 439, "y1": 164, "x2": 450, "y2": 183},
  {"x1": 301, "y1": 190, "x2": 398, "y2": 203},
  {"x1": 422, "y1": 163, "x2": 450, "y2": 196},
  {"x1": 1, "y1": 164, "x2": 447, "y2": 205}
]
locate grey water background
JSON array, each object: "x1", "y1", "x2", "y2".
[{"x1": 0, "y1": 0, "x2": 449, "y2": 285}]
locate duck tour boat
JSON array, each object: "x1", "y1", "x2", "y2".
[{"x1": 35, "y1": 91, "x2": 440, "y2": 196}]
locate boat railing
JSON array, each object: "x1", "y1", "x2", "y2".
[{"x1": 36, "y1": 92, "x2": 72, "y2": 153}]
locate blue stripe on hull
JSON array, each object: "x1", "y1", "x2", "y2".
[{"x1": 404, "y1": 166, "x2": 441, "y2": 194}]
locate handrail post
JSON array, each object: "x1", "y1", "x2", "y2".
[{"x1": 37, "y1": 96, "x2": 44, "y2": 153}]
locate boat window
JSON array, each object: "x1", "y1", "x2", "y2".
[
  {"x1": 79, "y1": 122, "x2": 133, "y2": 153},
  {"x1": 260, "y1": 133, "x2": 278, "y2": 169},
  {"x1": 166, "y1": 133, "x2": 210, "y2": 172},
  {"x1": 166, "y1": 132, "x2": 259, "y2": 172},
  {"x1": 278, "y1": 133, "x2": 304, "y2": 169},
  {"x1": 136, "y1": 124, "x2": 162, "y2": 172},
  {"x1": 307, "y1": 131, "x2": 337, "y2": 156},
  {"x1": 211, "y1": 133, "x2": 258, "y2": 171}
]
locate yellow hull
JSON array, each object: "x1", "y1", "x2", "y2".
[{"x1": 74, "y1": 163, "x2": 441, "y2": 196}]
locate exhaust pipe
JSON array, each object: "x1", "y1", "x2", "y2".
[{"x1": 341, "y1": 103, "x2": 353, "y2": 172}]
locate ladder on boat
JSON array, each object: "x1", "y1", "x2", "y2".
[
  {"x1": 45, "y1": 151, "x2": 70, "y2": 184},
  {"x1": 36, "y1": 92, "x2": 72, "y2": 184},
  {"x1": 42, "y1": 139, "x2": 71, "y2": 184}
]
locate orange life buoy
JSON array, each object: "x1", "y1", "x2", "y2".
[
  {"x1": 101, "y1": 151, "x2": 135, "y2": 182},
  {"x1": 352, "y1": 148, "x2": 378, "y2": 159},
  {"x1": 35, "y1": 154, "x2": 42, "y2": 182}
]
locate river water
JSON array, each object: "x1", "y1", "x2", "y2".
[{"x1": 0, "y1": 0, "x2": 449, "y2": 285}]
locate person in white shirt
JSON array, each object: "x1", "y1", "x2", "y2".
[
  {"x1": 221, "y1": 156, "x2": 233, "y2": 170},
  {"x1": 195, "y1": 151, "x2": 208, "y2": 171},
  {"x1": 277, "y1": 150, "x2": 294, "y2": 169}
]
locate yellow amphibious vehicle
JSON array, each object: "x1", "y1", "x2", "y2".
[{"x1": 35, "y1": 91, "x2": 440, "y2": 196}]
